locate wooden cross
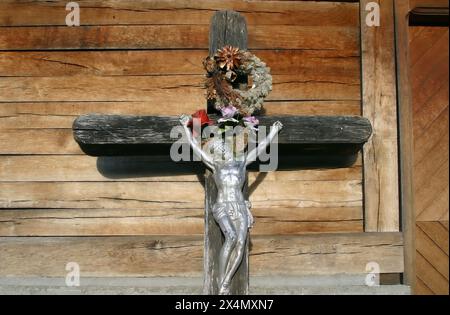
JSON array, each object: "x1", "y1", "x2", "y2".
[{"x1": 73, "y1": 10, "x2": 372, "y2": 295}]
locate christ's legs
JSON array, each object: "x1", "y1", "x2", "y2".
[
  {"x1": 216, "y1": 215, "x2": 237, "y2": 288},
  {"x1": 219, "y1": 212, "x2": 248, "y2": 294}
]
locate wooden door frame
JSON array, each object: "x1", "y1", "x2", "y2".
[{"x1": 394, "y1": 0, "x2": 449, "y2": 292}]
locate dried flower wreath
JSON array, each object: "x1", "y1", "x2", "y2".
[
  {"x1": 203, "y1": 46, "x2": 272, "y2": 116},
  {"x1": 185, "y1": 46, "x2": 272, "y2": 143}
]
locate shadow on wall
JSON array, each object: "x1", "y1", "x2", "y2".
[{"x1": 96, "y1": 147, "x2": 360, "y2": 194}]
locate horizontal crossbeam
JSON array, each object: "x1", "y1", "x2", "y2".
[{"x1": 73, "y1": 114, "x2": 372, "y2": 158}]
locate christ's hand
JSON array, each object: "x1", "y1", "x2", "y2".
[
  {"x1": 179, "y1": 114, "x2": 191, "y2": 126},
  {"x1": 273, "y1": 121, "x2": 283, "y2": 131}
]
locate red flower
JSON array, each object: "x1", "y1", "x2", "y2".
[
  {"x1": 188, "y1": 109, "x2": 213, "y2": 127},
  {"x1": 188, "y1": 109, "x2": 214, "y2": 138}
]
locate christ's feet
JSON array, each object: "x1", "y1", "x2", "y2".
[{"x1": 219, "y1": 282, "x2": 231, "y2": 295}]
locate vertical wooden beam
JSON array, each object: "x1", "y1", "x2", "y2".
[
  {"x1": 360, "y1": 0, "x2": 400, "y2": 232},
  {"x1": 393, "y1": 0, "x2": 419, "y2": 293},
  {"x1": 203, "y1": 10, "x2": 249, "y2": 295},
  {"x1": 209, "y1": 10, "x2": 248, "y2": 54}
]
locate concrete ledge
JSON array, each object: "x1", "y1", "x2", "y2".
[{"x1": 0, "y1": 276, "x2": 411, "y2": 295}]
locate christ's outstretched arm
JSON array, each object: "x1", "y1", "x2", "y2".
[
  {"x1": 246, "y1": 121, "x2": 283, "y2": 167},
  {"x1": 180, "y1": 115, "x2": 215, "y2": 171}
]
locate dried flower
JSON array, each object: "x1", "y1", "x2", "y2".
[
  {"x1": 243, "y1": 116, "x2": 259, "y2": 126},
  {"x1": 224, "y1": 70, "x2": 237, "y2": 82},
  {"x1": 203, "y1": 56, "x2": 217, "y2": 74},
  {"x1": 205, "y1": 76, "x2": 217, "y2": 100},
  {"x1": 214, "y1": 46, "x2": 243, "y2": 71},
  {"x1": 221, "y1": 105, "x2": 238, "y2": 118},
  {"x1": 205, "y1": 72, "x2": 241, "y2": 106}
]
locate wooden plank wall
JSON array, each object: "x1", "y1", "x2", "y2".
[
  {"x1": 0, "y1": 0, "x2": 402, "y2": 278},
  {"x1": 409, "y1": 26, "x2": 449, "y2": 295},
  {"x1": 0, "y1": 233, "x2": 404, "y2": 277}
]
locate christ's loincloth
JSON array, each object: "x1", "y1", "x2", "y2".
[{"x1": 213, "y1": 201, "x2": 250, "y2": 227}]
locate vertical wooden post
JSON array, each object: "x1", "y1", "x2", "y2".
[
  {"x1": 203, "y1": 10, "x2": 249, "y2": 295},
  {"x1": 394, "y1": 0, "x2": 416, "y2": 292},
  {"x1": 360, "y1": 0, "x2": 400, "y2": 232}
]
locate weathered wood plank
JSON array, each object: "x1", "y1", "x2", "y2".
[
  {"x1": 73, "y1": 115, "x2": 371, "y2": 144},
  {"x1": 415, "y1": 166, "x2": 449, "y2": 217},
  {"x1": 0, "y1": 101, "x2": 362, "y2": 130},
  {"x1": 394, "y1": 0, "x2": 417, "y2": 289},
  {"x1": 0, "y1": 0, "x2": 359, "y2": 27},
  {"x1": 0, "y1": 233, "x2": 404, "y2": 277},
  {"x1": 0, "y1": 155, "x2": 361, "y2": 182},
  {"x1": 416, "y1": 225, "x2": 449, "y2": 280},
  {"x1": 70, "y1": 114, "x2": 371, "y2": 156},
  {"x1": 0, "y1": 129, "x2": 82, "y2": 155},
  {"x1": 361, "y1": 0, "x2": 399, "y2": 232},
  {"x1": 416, "y1": 277, "x2": 434, "y2": 295},
  {"x1": 0, "y1": 25, "x2": 358, "y2": 51},
  {"x1": 0, "y1": 180, "x2": 362, "y2": 210},
  {"x1": 416, "y1": 222, "x2": 449, "y2": 256},
  {"x1": 409, "y1": 27, "x2": 449, "y2": 66},
  {"x1": 204, "y1": 10, "x2": 249, "y2": 295},
  {"x1": 0, "y1": 50, "x2": 360, "y2": 77},
  {"x1": 0, "y1": 75, "x2": 360, "y2": 104},
  {"x1": 410, "y1": 30, "x2": 448, "y2": 95},
  {"x1": 416, "y1": 252, "x2": 449, "y2": 294},
  {"x1": 0, "y1": 129, "x2": 84, "y2": 155},
  {"x1": 0, "y1": 207, "x2": 363, "y2": 237},
  {"x1": 264, "y1": 101, "x2": 361, "y2": 116},
  {"x1": 0, "y1": 102, "x2": 205, "y2": 127},
  {"x1": 413, "y1": 81, "x2": 449, "y2": 142},
  {"x1": 413, "y1": 110, "x2": 449, "y2": 188},
  {"x1": 209, "y1": 10, "x2": 247, "y2": 54}
]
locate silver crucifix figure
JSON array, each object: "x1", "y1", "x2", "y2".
[{"x1": 179, "y1": 115, "x2": 283, "y2": 295}]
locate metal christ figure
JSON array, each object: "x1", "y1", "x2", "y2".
[{"x1": 179, "y1": 114, "x2": 283, "y2": 295}]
